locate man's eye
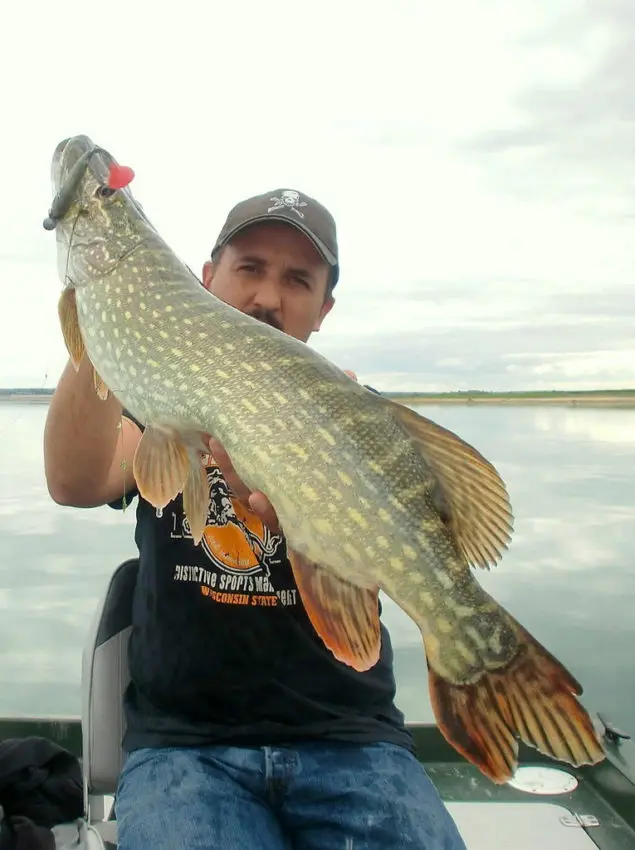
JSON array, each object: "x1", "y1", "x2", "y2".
[{"x1": 240, "y1": 264, "x2": 257, "y2": 273}]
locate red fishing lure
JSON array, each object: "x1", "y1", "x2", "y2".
[{"x1": 107, "y1": 164, "x2": 135, "y2": 190}]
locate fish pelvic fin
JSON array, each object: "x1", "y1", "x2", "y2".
[
  {"x1": 93, "y1": 368, "x2": 110, "y2": 400},
  {"x1": 424, "y1": 621, "x2": 605, "y2": 784},
  {"x1": 182, "y1": 451, "x2": 210, "y2": 546},
  {"x1": 133, "y1": 425, "x2": 192, "y2": 510},
  {"x1": 288, "y1": 548, "x2": 381, "y2": 672},
  {"x1": 58, "y1": 288, "x2": 85, "y2": 370},
  {"x1": 384, "y1": 398, "x2": 514, "y2": 570}
]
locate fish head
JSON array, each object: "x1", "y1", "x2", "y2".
[{"x1": 47, "y1": 134, "x2": 155, "y2": 292}]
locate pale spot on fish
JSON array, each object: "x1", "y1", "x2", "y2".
[
  {"x1": 312, "y1": 518, "x2": 332, "y2": 535},
  {"x1": 127, "y1": 284, "x2": 135, "y2": 294},
  {"x1": 258, "y1": 424, "x2": 273, "y2": 436},
  {"x1": 376, "y1": 536, "x2": 389, "y2": 550},
  {"x1": 347, "y1": 508, "x2": 368, "y2": 528},
  {"x1": 225, "y1": 343, "x2": 235, "y2": 351},
  {"x1": 420, "y1": 591, "x2": 436, "y2": 609},
  {"x1": 159, "y1": 331, "x2": 169, "y2": 339},
  {"x1": 242, "y1": 399, "x2": 258, "y2": 414},
  {"x1": 190, "y1": 364, "x2": 201, "y2": 372},
  {"x1": 456, "y1": 642, "x2": 478, "y2": 666},
  {"x1": 288, "y1": 445, "x2": 308, "y2": 460},
  {"x1": 343, "y1": 542, "x2": 361, "y2": 562},
  {"x1": 273, "y1": 392, "x2": 287, "y2": 405},
  {"x1": 299, "y1": 389, "x2": 310, "y2": 401},
  {"x1": 155, "y1": 293, "x2": 162, "y2": 300},
  {"x1": 389, "y1": 557, "x2": 405, "y2": 572},
  {"x1": 318, "y1": 450, "x2": 333, "y2": 465},
  {"x1": 129, "y1": 366, "x2": 137, "y2": 377},
  {"x1": 101, "y1": 311, "x2": 107, "y2": 322},
  {"x1": 165, "y1": 305, "x2": 173, "y2": 313},
  {"x1": 261, "y1": 362, "x2": 272, "y2": 371},
  {"x1": 436, "y1": 618, "x2": 453, "y2": 635},
  {"x1": 388, "y1": 495, "x2": 407, "y2": 514},
  {"x1": 402, "y1": 544, "x2": 418, "y2": 561},
  {"x1": 433, "y1": 568, "x2": 454, "y2": 590},
  {"x1": 377, "y1": 508, "x2": 393, "y2": 525},
  {"x1": 140, "y1": 302, "x2": 146, "y2": 310},
  {"x1": 171, "y1": 348, "x2": 183, "y2": 357},
  {"x1": 242, "y1": 363, "x2": 255, "y2": 372},
  {"x1": 338, "y1": 470, "x2": 353, "y2": 486},
  {"x1": 317, "y1": 428, "x2": 336, "y2": 446},
  {"x1": 148, "y1": 359, "x2": 159, "y2": 368},
  {"x1": 113, "y1": 328, "x2": 119, "y2": 338},
  {"x1": 368, "y1": 460, "x2": 384, "y2": 475},
  {"x1": 300, "y1": 483, "x2": 319, "y2": 502}
]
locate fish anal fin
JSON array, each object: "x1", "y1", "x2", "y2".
[
  {"x1": 385, "y1": 398, "x2": 514, "y2": 570},
  {"x1": 288, "y1": 548, "x2": 381, "y2": 672},
  {"x1": 424, "y1": 621, "x2": 605, "y2": 784},
  {"x1": 133, "y1": 426, "x2": 190, "y2": 509},
  {"x1": 57, "y1": 288, "x2": 85, "y2": 369},
  {"x1": 183, "y1": 454, "x2": 210, "y2": 546}
]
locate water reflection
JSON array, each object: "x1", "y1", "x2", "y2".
[{"x1": 0, "y1": 403, "x2": 633, "y2": 736}]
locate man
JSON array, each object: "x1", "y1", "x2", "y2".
[{"x1": 43, "y1": 188, "x2": 466, "y2": 849}]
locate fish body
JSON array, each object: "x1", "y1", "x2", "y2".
[{"x1": 46, "y1": 134, "x2": 605, "y2": 782}]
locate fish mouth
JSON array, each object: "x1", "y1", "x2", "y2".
[{"x1": 51, "y1": 134, "x2": 112, "y2": 192}]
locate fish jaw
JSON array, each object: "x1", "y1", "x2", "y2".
[{"x1": 50, "y1": 135, "x2": 155, "y2": 294}]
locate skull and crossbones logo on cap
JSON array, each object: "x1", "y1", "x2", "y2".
[{"x1": 268, "y1": 190, "x2": 307, "y2": 219}]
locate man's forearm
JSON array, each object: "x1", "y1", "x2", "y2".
[{"x1": 43, "y1": 355, "x2": 124, "y2": 504}]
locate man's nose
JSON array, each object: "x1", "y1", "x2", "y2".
[{"x1": 251, "y1": 275, "x2": 283, "y2": 311}]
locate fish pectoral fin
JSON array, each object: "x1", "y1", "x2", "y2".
[
  {"x1": 57, "y1": 288, "x2": 85, "y2": 369},
  {"x1": 386, "y1": 398, "x2": 514, "y2": 570},
  {"x1": 182, "y1": 453, "x2": 210, "y2": 546},
  {"x1": 133, "y1": 425, "x2": 191, "y2": 509},
  {"x1": 287, "y1": 548, "x2": 381, "y2": 672},
  {"x1": 423, "y1": 622, "x2": 605, "y2": 784},
  {"x1": 93, "y1": 367, "x2": 110, "y2": 400}
]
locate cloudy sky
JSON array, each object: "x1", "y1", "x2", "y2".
[{"x1": 1, "y1": 0, "x2": 633, "y2": 392}]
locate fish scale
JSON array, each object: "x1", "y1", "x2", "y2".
[{"x1": 45, "y1": 133, "x2": 606, "y2": 785}]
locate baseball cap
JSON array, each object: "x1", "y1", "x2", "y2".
[{"x1": 211, "y1": 188, "x2": 340, "y2": 288}]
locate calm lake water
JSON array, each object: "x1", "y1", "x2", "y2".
[{"x1": 0, "y1": 401, "x2": 633, "y2": 736}]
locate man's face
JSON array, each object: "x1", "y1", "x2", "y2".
[{"x1": 202, "y1": 221, "x2": 335, "y2": 342}]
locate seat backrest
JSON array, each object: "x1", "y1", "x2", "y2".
[{"x1": 81, "y1": 558, "x2": 139, "y2": 797}]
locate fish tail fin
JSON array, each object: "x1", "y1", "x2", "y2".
[{"x1": 424, "y1": 620, "x2": 605, "y2": 783}]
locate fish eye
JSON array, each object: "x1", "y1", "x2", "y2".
[{"x1": 96, "y1": 185, "x2": 116, "y2": 198}]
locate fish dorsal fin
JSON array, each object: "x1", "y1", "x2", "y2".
[
  {"x1": 57, "y1": 288, "x2": 85, "y2": 369},
  {"x1": 384, "y1": 398, "x2": 514, "y2": 569}
]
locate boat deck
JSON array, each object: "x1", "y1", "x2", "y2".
[{"x1": 0, "y1": 716, "x2": 633, "y2": 849}]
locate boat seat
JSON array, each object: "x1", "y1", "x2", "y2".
[{"x1": 77, "y1": 557, "x2": 139, "y2": 847}]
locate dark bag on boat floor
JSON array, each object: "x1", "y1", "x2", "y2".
[{"x1": 0, "y1": 736, "x2": 83, "y2": 849}]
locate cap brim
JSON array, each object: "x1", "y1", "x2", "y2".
[{"x1": 217, "y1": 214, "x2": 338, "y2": 267}]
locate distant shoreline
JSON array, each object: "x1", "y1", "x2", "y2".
[{"x1": 2, "y1": 388, "x2": 635, "y2": 407}]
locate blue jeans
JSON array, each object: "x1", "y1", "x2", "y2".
[{"x1": 114, "y1": 740, "x2": 466, "y2": 849}]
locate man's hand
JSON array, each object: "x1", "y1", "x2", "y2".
[
  {"x1": 206, "y1": 369, "x2": 359, "y2": 536},
  {"x1": 207, "y1": 437, "x2": 281, "y2": 534}
]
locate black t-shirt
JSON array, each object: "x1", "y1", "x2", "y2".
[{"x1": 110, "y1": 406, "x2": 413, "y2": 754}]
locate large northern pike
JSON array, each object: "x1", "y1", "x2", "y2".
[{"x1": 44, "y1": 134, "x2": 604, "y2": 783}]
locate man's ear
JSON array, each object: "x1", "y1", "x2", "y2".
[
  {"x1": 202, "y1": 260, "x2": 215, "y2": 291},
  {"x1": 313, "y1": 295, "x2": 335, "y2": 332}
]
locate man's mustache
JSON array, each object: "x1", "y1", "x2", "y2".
[{"x1": 247, "y1": 307, "x2": 283, "y2": 332}]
